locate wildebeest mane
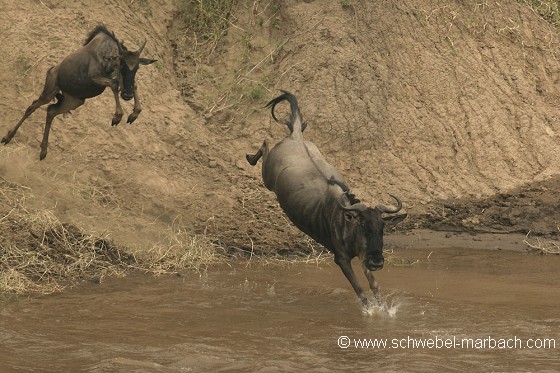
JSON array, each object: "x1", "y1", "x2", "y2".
[{"x1": 83, "y1": 24, "x2": 119, "y2": 46}]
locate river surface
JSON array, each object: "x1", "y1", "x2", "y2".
[{"x1": 1, "y1": 245, "x2": 559, "y2": 372}]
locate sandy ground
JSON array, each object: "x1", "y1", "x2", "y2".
[{"x1": 0, "y1": 0, "x2": 559, "y2": 263}]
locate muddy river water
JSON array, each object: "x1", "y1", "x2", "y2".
[{"x1": 1, "y1": 241, "x2": 559, "y2": 372}]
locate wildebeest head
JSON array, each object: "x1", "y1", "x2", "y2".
[
  {"x1": 337, "y1": 195, "x2": 407, "y2": 271},
  {"x1": 119, "y1": 40, "x2": 157, "y2": 100}
]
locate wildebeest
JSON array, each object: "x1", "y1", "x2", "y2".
[
  {"x1": 1, "y1": 24, "x2": 156, "y2": 160},
  {"x1": 247, "y1": 91, "x2": 407, "y2": 307}
]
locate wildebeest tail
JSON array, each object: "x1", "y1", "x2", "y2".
[
  {"x1": 328, "y1": 176, "x2": 362, "y2": 205},
  {"x1": 265, "y1": 90, "x2": 306, "y2": 135}
]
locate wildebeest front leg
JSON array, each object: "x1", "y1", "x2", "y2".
[
  {"x1": 362, "y1": 264, "x2": 381, "y2": 306},
  {"x1": 92, "y1": 77, "x2": 123, "y2": 126},
  {"x1": 246, "y1": 140, "x2": 269, "y2": 165},
  {"x1": 335, "y1": 256, "x2": 368, "y2": 306},
  {"x1": 127, "y1": 85, "x2": 142, "y2": 124},
  {"x1": 110, "y1": 84, "x2": 124, "y2": 126}
]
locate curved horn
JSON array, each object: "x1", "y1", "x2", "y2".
[
  {"x1": 137, "y1": 39, "x2": 147, "y2": 54},
  {"x1": 117, "y1": 40, "x2": 124, "y2": 55},
  {"x1": 375, "y1": 194, "x2": 402, "y2": 214},
  {"x1": 336, "y1": 193, "x2": 368, "y2": 212}
]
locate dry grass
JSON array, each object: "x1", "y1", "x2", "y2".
[
  {"x1": 171, "y1": 0, "x2": 290, "y2": 121},
  {"x1": 132, "y1": 223, "x2": 224, "y2": 275},
  {"x1": 0, "y1": 176, "x2": 131, "y2": 295},
  {"x1": 523, "y1": 227, "x2": 560, "y2": 255},
  {"x1": 175, "y1": 0, "x2": 237, "y2": 62},
  {"x1": 0, "y1": 209, "x2": 133, "y2": 295},
  {"x1": 237, "y1": 240, "x2": 332, "y2": 268},
  {"x1": 520, "y1": 0, "x2": 560, "y2": 27},
  {"x1": 0, "y1": 178, "x2": 226, "y2": 295},
  {"x1": 0, "y1": 176, "x2": 331, "y2": 296}
]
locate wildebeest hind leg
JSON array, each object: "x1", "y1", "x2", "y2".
[
  {"x1": 2, "y1": 67, "x2": 59, "y2": 145},
  {"x1": 246, "y1": 140, "x2": 269, "y2": 165},
  {"x1": 40, "y1": 94, "x2": 84, "y2": 160}
]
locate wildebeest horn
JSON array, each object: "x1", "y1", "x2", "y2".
[
  {"x1": 117, "y1": 41, "x2": 124, "y2": 55},
  {"x1": 336, "y1": 193, "x2": 368, "y2": 212},
  {"x1": 375, "y1": 194, "x2": 402, "y2": 214},
  {"x1": 137, "y1": 39, "x2": 147, "y2": 54}
]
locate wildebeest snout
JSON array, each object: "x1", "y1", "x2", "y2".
[{"x1": 366, "y1": 257, "x2": 384, "y2": 271}]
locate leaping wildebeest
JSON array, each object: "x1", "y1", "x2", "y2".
[
  {"x1": 1, "y1": 24, "x2": 156, "y2": 160},
  {"x1": 246, "y1": 91, "x2": 407, "y2": 307}
]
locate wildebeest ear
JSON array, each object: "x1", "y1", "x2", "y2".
[
  {"x1": 139, "y1": 58, "x2": 157, "y2": 65},
  {"x1": 383, "y1": 213, "x2": 407, "y2": 226}
]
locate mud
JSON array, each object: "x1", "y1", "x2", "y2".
[{"x1": 409, "y1": 175, "x2": 560, "y2": 237}]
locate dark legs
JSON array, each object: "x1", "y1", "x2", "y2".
[
  {"x1": 40, "y1": 94, "x2": 84, "y2": 160},
  {"x1": 2, "y1": 67, "x2": 59, "y2": 145},
  {"x1": 335, "y1": 256, "x2": 369, "y2": 307},
  {"x1": 126, "y1": 85, "x2": 142, "y2": 124},
  {"x1": 335, "y1": 256, "x2": 383, "y2": 307},
  {"x1": 246, "y1": 140, "x2": 269, "y2": 166},
  {"x1": 109, "y1": 82, "x2": 123, "y2": 126},
  {"x1": 92, "y1": 76, "x2": 123, "y2": 126},
  {"x1": 112, "y1": 95, "x2": 123, "y2": 125},
  {"x1": 362, "y1": 263, "x2": 381, "y2": 305}
]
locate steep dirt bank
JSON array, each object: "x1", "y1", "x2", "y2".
[
  {"x1": 0, "y1": 0, "x2": 559, "y2": 266},
  {"x1": 171, "y1": 0, "x2": 560, "y2": 248},
  {"x1": 409, "y1": 174, "x2": 560, "y2": 236},
  {"x1": 0, "y1": 0, "x2": 213, "y2": 249}
]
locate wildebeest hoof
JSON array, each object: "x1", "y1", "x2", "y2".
[
  {"x1": 246, "y1": 154, "x2": 257, "y2": 166},
  {"x1": 1, "y1": 134, "x2": 13, "y2": 144},
  {"x1": 126, "y1": 114, "x2": 138, "y2": 124}
]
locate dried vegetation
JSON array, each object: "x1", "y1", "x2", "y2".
[
  {"x1": 0, "y1": 175, "x2": 328, "y2": 295},
  {"x1": 524, "y1": 227, "x2": 560, "y2": 255},
  {"x1": 0, "y1": 177, "x2": 225, "y2": 295}
]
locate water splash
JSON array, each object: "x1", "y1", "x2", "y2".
[{"x1": 362, "y1": 292, "x2": 403, "y2": 318}]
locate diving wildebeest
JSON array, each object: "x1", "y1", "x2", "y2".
[
  {"x1": 246, "y1": 91, "x2": 407, "y2": 307},
  {"x1": 1, "y1": 24, "x2": 156, "y2": 160}
]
